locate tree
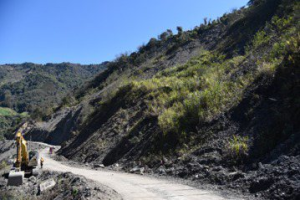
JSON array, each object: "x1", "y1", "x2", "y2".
[
  {"x1": 31, "y1": 108, "x2": 44, "y2": 121},
  {"x1": 177, "y1": 26, "x2": 183, "y2": 35},
  {"x1": 159, "y1": 31, "x2": 169, "y2": 41},
  {"x1": 208, "y1": 18, "x2": 212, "y2": 25},
  {"x1": 248, "y1": 0, "x2": 257, "y2": 6},
  {"x1": 247, "y1": 0, "x2": 264, "y2": 6},
  {"x1": 147, "y1": 38, "x2": 159, "y2": 48},
  {"x1": 204, "y1": 17, "x2": 208, "y2": 25},
  {"x1": 138, "y1": 44, "x2": 146, "y2": 52},
  {"x1": 167, "y1": 29, "x2": 173, "y2": 37},
  {"x1": 115, "y1": 52, "x2": 129, "y2": 63},
  {"x1": 3, "y1": 90, "x2": 12, "y2": 108}
]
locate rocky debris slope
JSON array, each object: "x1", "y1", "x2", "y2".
[
  {"x1": 0, "y1": 171, "x2": 122, "y2": 200},
  {"x1": 0, "y1": 141, "x2": 14, "y2": 163},
  {"x1": 139, "y1": 152, "x2": 300, "y2": 200}
]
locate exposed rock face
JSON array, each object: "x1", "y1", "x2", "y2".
[{"x1": 25, "y1": 106, "x2": 82, "y2": 145}]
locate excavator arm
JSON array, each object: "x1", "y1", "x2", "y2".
[{"x1": 15, "y1": 131, "x2": 29, "y2": 169}]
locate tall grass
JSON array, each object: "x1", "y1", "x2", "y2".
[
  {"x1": 102, "y1": 12, "x2": 299, "y2": 141},
  {"x1": 128, "y1": 52, "x2": 251, "y2": 136},
  {"x1": 228, "y1": 135, "x2": 249, "y2": 157}
]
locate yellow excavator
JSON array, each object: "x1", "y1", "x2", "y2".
[{"x1": 8, "y1": 123, "x2": 39, "y2": 186}]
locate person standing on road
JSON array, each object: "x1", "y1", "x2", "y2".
[{"x1": 40, "y1": 157, "x2": 44, "y2": 169}]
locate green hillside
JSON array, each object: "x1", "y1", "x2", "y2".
[
  {"x1": 0, "y1": 107, "x2": 29, "y2": 140},
  {"x1": 0, "y1": 107, "x2": 18, "y2": 116},
  {"x1": 0, "y1": 62, "x2": 107, "y2": 139},
  {"x1": 0, "y1": 62, "x2": 107, "y2": 119}
]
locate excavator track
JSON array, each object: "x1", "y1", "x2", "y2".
[{"x1": 8, "y1": 171, "x2": 24, "y2": 186}]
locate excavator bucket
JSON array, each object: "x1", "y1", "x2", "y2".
[{"x1": 7, "y1": 170, "x2": 24, "y2": 186}]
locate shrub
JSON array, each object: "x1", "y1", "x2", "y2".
[
  {"x1": 252, "y1": 30, "x2": 270, "y2": 49},
  {"x1": 177, "y1": 26, "x2": 183, "y2": 35},
  {"x1": 158, "y1": 102, "x2": 184, "y2": 134},
  {"x1": 72, "y1": 187, "x2": 79, "y2": 196},
  {"x1": 257, "y1": 61, "x2": 277, "y2": 76},
  {"x1": 0, "y1": 161, "x2": 7, "y2": 170},
  {"x1": 228, "y1": 135, "x2": 249, "y2": 158}
]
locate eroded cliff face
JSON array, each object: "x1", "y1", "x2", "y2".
[{"x1": 25, "y1": 104, "x2": 86, "y2": 145}]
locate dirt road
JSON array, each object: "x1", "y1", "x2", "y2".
[{"x1": 40, "y1": 147, "x2": 241, "y2": 200}]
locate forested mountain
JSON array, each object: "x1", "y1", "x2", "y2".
[
  {"x1": 0, "y1": 62, "x2": 107, "y2": 115},
  {"x1": 0, "y1": 62, "x2": 107, "y2": 139},
  {"x1": 24, "y1": 0, "x2": 299, "y2": 199}
]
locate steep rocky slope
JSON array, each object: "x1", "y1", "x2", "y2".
[{"x1": 26, "y1": 0, "x2": 300, "y2": 199}]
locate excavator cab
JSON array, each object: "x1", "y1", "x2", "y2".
[{"x1": 28, "y1": 151, "x2": 39, "y2": 170}]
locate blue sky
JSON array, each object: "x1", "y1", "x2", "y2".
[{"x1": 0, "y1": 0, "x2": 249, "y2": 64}]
